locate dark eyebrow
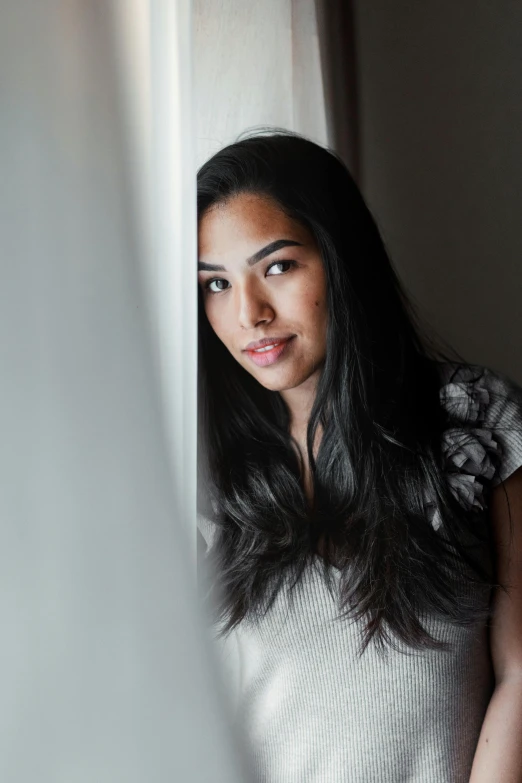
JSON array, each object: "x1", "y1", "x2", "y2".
[{"x1": 197, "y1": 239, "x2": 303, "y2": 272}]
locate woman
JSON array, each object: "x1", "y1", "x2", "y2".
[{"x1": 196, "y1": 129, "x2": 522, "y2": 783}]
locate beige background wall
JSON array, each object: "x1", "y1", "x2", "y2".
[{"x1": 355, "y1": 1, "x2": 522, "y2": 383}]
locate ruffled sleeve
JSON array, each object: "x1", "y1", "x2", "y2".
[
  {"x1": 424, "y1": 362, "x2": 522, "y2": 530},
  {"x1": 478, "y1": 366, "x2": 522, "y2": 486}
]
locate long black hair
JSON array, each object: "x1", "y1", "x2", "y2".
[{"x1": 197, "y1": 128, "x2": 503, "y2": 656}]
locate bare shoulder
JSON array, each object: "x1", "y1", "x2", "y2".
[{"x1": 488, "y1": 465, "x2": 522, "y2": 683}]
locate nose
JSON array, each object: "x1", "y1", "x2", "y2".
[{"x1": 236, "y1": 278, "x2": 275, "y2": 330}]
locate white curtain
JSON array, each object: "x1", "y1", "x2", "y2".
[
  {"x1": 194, "y1": 0, "x2": 359, "y2": 171},
  {"x1": 0, "y1": 1, "x2": 247, "y2": 780},
  {"x1": 194, "y1": 0, "x2": 330, "y2": 167}
]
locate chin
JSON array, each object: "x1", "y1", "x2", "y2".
[{"x1": 255, "y1": 371, "x2": 308, "y2": 393}]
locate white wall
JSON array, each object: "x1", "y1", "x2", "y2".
[{"x1": 355, "y1": 1, "x2": 522, "y2": 382}]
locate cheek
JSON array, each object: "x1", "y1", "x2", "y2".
[{"x1": 289, "y1": 273, "x2": 327, "y2": 322}]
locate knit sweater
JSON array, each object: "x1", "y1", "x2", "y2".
[{"x1": 197, "y1": 361, "x2": 522, "y2": 783}]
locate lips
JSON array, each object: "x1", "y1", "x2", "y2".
[{"x1": 245, "y1": 336, "x2": 295, "y2": 367}]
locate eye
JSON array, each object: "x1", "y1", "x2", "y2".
[
  {"x1": 266, "y1": 260, "x2": 296, "y2": 276},
  {"x1": 204, "y1": 278, "x2": 229, "y2": 294},
  {"x1": 203, "y1": 259, "x2": 297, "y2": 295}
]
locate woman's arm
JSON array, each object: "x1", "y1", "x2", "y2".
[{"x1": 469, "y1": 465, "x2": 522, "y2": 783}]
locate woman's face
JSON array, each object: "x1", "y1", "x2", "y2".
[{"x1": 197, "y1": 192, "x2": 328, "y2": 393}]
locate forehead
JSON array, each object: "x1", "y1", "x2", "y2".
[{"x1": 198, "y1": 192, "x2": 311, "y2": 257}]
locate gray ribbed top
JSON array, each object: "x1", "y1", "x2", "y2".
[{"x1": 198, "y1": 362, "x2": 522, "y2": 783}]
